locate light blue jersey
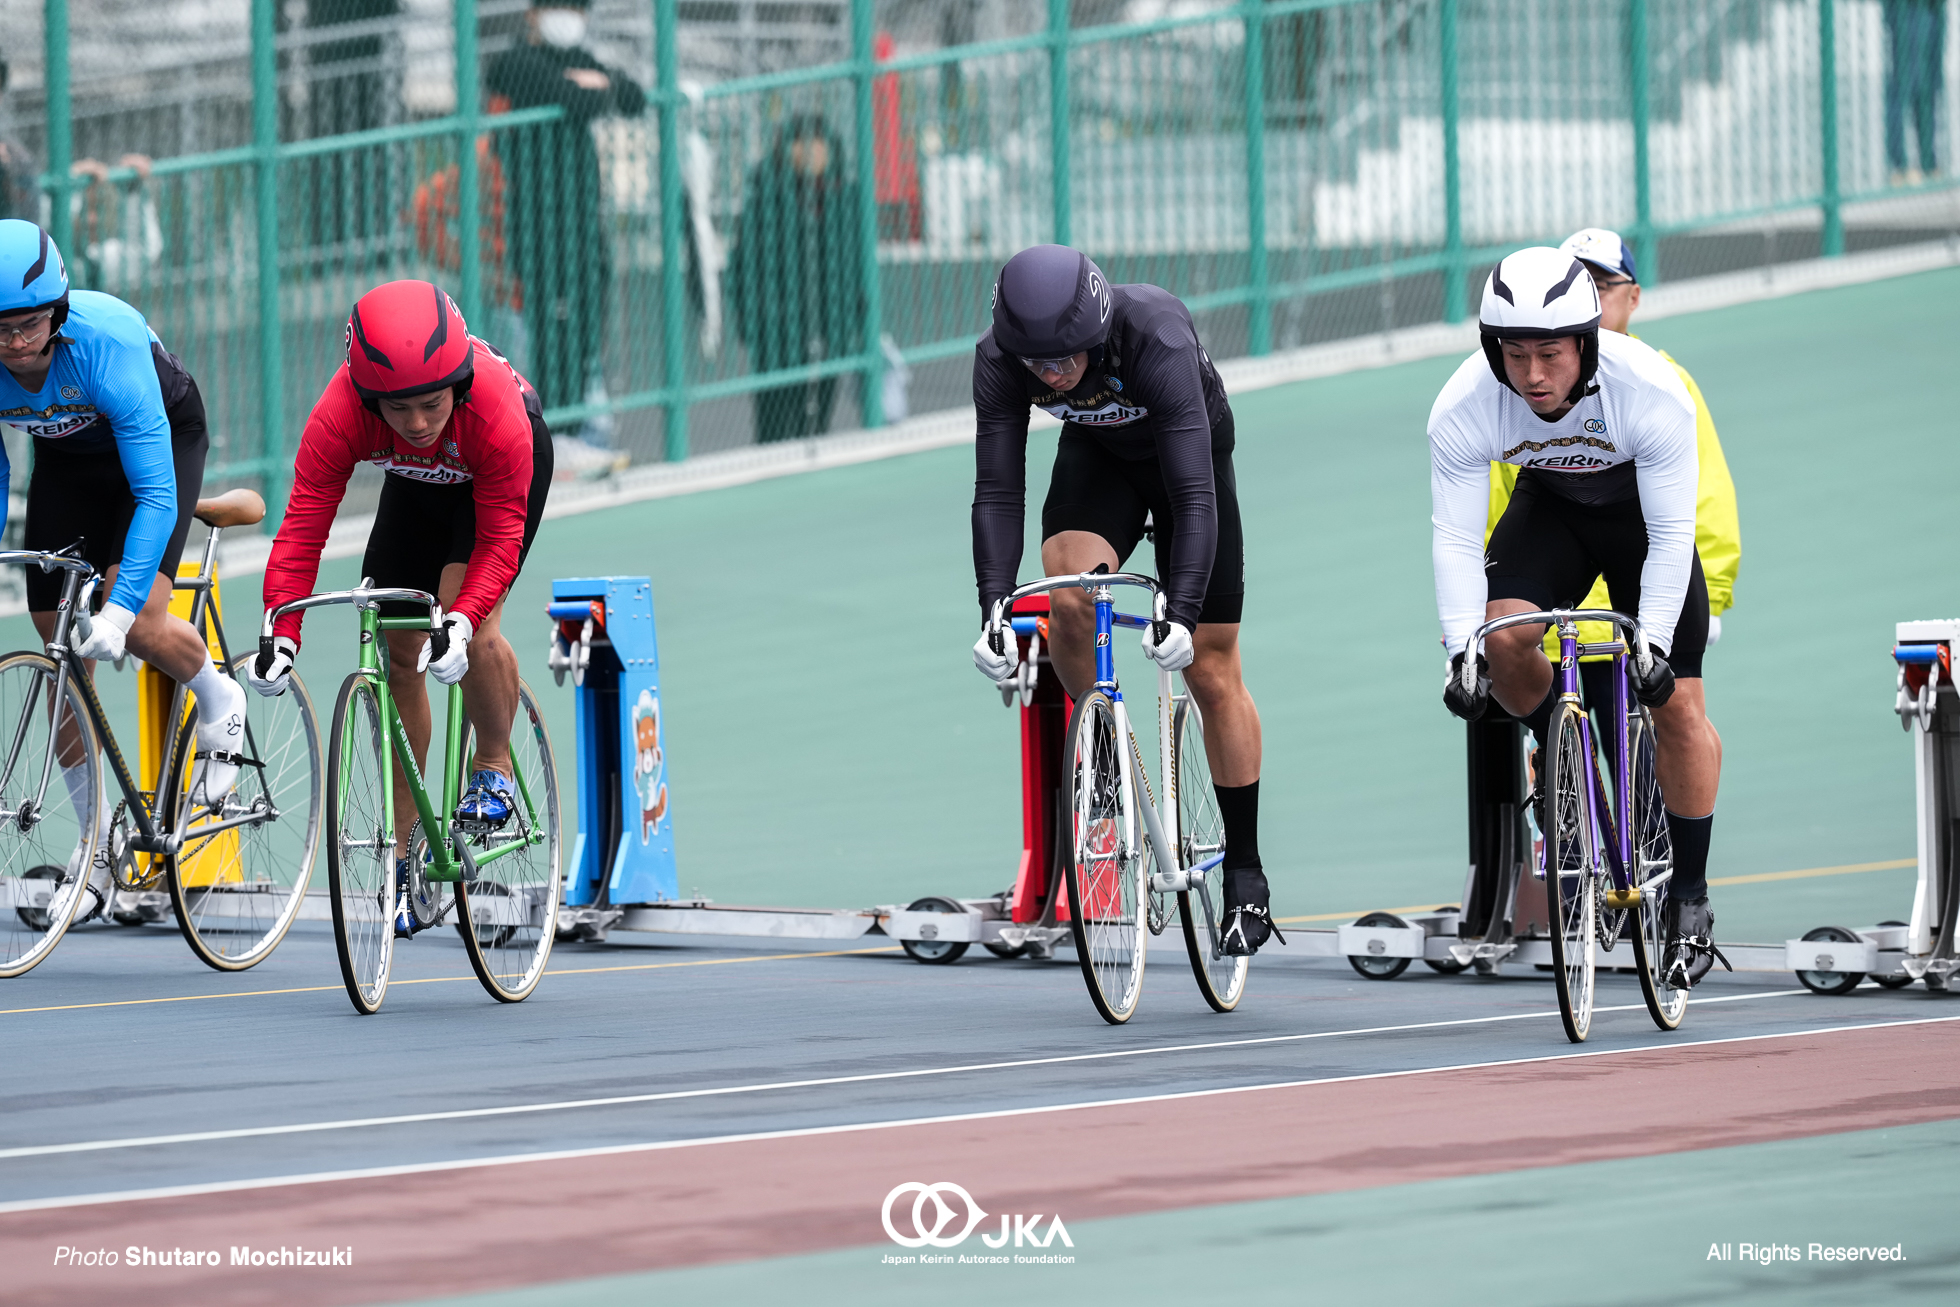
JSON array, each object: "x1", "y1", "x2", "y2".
[{"x1": 0, "y1": 290, "x2": 181, "y2": 614}]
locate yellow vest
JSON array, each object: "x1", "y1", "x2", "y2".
[{"x1": 1485, "y1": 345, "x2": 1740, "y2": 655}]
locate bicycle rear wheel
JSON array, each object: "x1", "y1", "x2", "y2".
[
  {"x1": 1173, "y1": 697, "x2": 1246, "y2": 1012},
  {"x1": 0, "y1": 653, "x2": 100, "y2": 979},
  {"x1": 1543, "y1": 700, "x2": 1598, "y2": 1043},
  {"x1": 455, "y1": 679, "x2": 561, "y2": 1003},
  {"x1": 165, "y1": 654, "x2": 323, "y2": 971},
  {"x1": 1062, "y1": 689, "x2": 1147, "y2": 1024},
  {"x1": 326, "y1": 673, "x2": 394, "y2": 1014},
  {"x1": 1625, "y1": 706, "x2": 1686, "y2": 1030}
]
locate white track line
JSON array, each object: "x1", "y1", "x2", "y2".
[
  {"x1": 2, "y1": 1012, "x2": 1953, "y2": 1217},
  {"x1": 0, "y1": 987, "x2": 1816, "y2": 1161}
]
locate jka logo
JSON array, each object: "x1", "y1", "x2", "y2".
[{"x1": 882, "y1": 1182, "x2": 1072, "y2": 1250}]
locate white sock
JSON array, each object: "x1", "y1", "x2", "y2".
[
  {"x1": 187, "y1": 656, "x2": 241, "y2": 729},
  {"x1": 61, "y1": 762, "x2": 93, "y2": 821}
]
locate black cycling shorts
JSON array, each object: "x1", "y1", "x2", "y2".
[
  {"x1": 362, "y1": 410, "x2": 553, "y2": 618},
  {"x1": 1039, "y1": 419, "x2": 1244, "y2": 626},
  {"x1": 1485, "y1": 469, "x2": 1709, "y2": 679},
  {"x1": 24, "y1": 373, "x2": 209, "y2": 613}
]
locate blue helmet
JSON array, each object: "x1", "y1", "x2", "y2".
[{"x1": 0, "y1": 220, "x2": 72, "y2": 347}]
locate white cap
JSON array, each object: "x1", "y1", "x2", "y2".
[{"x1": 1559, "y1": 227, "x2": 1638, "y2": 283}]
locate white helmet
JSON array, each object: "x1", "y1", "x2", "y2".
[{"x1": 1478, "y1": 245, "x2": 1602, "y2": 402}]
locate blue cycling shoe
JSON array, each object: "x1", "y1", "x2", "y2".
[{"x1": 456, "y1": 769, "x2": 516, "y2": 827}]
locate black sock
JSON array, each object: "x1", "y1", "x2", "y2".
[
  {"x1": 1214, "y1": 780, "x2": 1267, "y2": 907},
  {"x1": 1667, "y1": 810, "x2": 1713, "y2": 902},
  {"x1": 1521, "y1": 682, "x2": 1557, "y2": 747}
]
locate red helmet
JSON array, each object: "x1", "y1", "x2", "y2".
[{"x1": 345, "y1": 280, "x2": 473, "y2": 401}]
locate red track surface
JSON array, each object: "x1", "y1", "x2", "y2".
[{"x1": 5, "y1": 1020, "x2": 1957, "y2": 1306}]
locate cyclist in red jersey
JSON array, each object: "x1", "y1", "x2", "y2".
[{"x1": 253, "y1": 282, "x2": 552, "y2": 927}]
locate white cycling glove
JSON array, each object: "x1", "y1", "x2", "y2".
[
  {"x1": 972, "y1": 625, "x2": 1019, "y2": 685},
  {"x1": 247, "y1": 636, "x2": 298, "y2": 696},
  {"x1": 1141, "y1": 621, "x2": 1195, "y2": 672},
  {"x1": 73, "y1": 603, "x2": 138, "y2": 663},
  {"x1": 419, "y1": 613, "x2": 474, "y2": 685},
  {"x1": 1705, "y1": 615, "x2": 1722, "y2": 648}
]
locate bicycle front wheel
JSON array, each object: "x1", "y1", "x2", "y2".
[
  {"x1": 0, "y1": 653, "x2": 100, "y2": 978},
  {"x1": 1543, "y1": 700, "x2": 1597, "y2": 1043},
  {"x1": 326, "y1": 673, "x2": 395, "y2": 1014},
  {"x1": 455, "y1": 679, "x2": 561, "y2": 1003},
  {"x1": 1173, "y1": 697, "x2": 1246, "y2": 1012},
  {"x1": 1626, "y1": 706, "x2": 1686, "y2": 1031},
  {"x1": 165, "y1": 654, "x2": 323, "y2": 971},
  {"x1": 1062, "y1": 689, "x2": 1147, "y2": 1024}
]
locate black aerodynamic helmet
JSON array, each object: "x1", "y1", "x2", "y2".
[
  {"x1": 1478, "y1": 245, "x2": 1603, "y2": 404},
  {"x1": 990, "y1": 244, "x2": 1113, "y2": 361}
]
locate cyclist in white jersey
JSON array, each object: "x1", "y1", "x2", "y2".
[{"x1": 1429, "y1": 245, "x2": 1726, "y2": 989}]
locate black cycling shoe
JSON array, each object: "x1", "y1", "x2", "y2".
[
  {"x1": 1661, "y1": 897, "x2": 1731, "y2": 990},
  {"x1": 1219, "y1": 904, "x2": 1286, "y2": 956}
]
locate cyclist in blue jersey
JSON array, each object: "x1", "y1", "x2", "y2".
[{"x1": 0, "y1": 220, "x2": 246, "y2": 906}]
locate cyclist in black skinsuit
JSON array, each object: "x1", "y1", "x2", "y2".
[{"x1": 969, "y1": 244, "x2": 1277, "y2": 955}]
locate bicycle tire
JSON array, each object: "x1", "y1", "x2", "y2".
[
  {"x1": 164, "y1": 654, "x2": 323, "y2": 972},
  {"x1": 0, "y1": 652, "x2": 101, "y2": 979},
  {"x1": 1543, "y1": 700, "x2": 1597, "y2": 1043},
  {"x1": 455, "y1": 679, "x2": 561, "y2": 1003},
  {"x1": 1173, "y1": 697, "x2": 1246, "y2": 1011},
  {"x1": 1624, "y1": 705, "x2": 1686, "y2": 1030},
  {"x1": 326, "y1": 673, "x2": 395, "y2": 1015},
  {"x1": 1062, "y1": 688, "x2": 1148, "y2": 1025}
]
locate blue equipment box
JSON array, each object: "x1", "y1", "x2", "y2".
[{"x1": 550, "y1": 576, "x2": 678, "y2": 906}]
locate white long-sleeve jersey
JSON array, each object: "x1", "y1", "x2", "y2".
[{"x1": 1429, "y1": 329, "x2": 1699, "y2": 657}]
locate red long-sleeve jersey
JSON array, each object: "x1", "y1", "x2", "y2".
[{"x1": 264, "y1": 337, "x2": 539, "y2": 643}]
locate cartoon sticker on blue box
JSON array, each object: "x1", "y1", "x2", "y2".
[{"x1": 633, "y1": 688, "x2": 668, "y2": 844}]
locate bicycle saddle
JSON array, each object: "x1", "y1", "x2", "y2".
[{"x1": 194, "y1": 488, "x2": 267, "y2": 529}]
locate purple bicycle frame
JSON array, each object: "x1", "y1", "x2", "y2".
[{"x1": 1548, "y1": 617, "x2": 1637, "y2": 895}]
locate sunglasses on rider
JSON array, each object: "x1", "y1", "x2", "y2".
[
  {"x1": 0, "y1": 308, "x2": 55, "y2": 345},
  {"x1": 1019, "y1": 355, "x2": 1078, "y2": 374}
]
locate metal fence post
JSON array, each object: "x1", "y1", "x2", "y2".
[
  {"x1": 852, "y1": 0, "x2": 885, "y2": 426},
  {"x1": 1629, "y1": 0, "x2": 1657, "y2": 284},
  {"x1": 42, "y1": 0, "x2": 73, "y2": 256},
  {"x1": 454, "y1": 0, "x2": 481, "y2": 326},
  {"x1": 654, "y1": 0, "x2": 689, "y2": 460},
  {"x1": 1049, "y1": 0, "x2": 1072, "y2": 247},
  {"x1": 1818, "y1": 0, "x2": 1843, "y2": 256},
  {"x1": 252, "y1": 0, "x2": 287, "y2": 521},
  {"x1": 1440, "y1": 0, "x2": 1465, "y2": 323},
  {"x1": 1243, "y1": 0, "x2": 1270, "y2": 355}
]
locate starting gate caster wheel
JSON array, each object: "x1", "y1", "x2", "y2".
[
  {"x1": 900, "y1": 896, "x2": 970, "y2": 964},
  {"x1": 1870, "y1": 921, "x2": 1915, "y2": 989},
  {"x1": 1348, "y1": 911, "x2": 1414, "y2": 980},
  {"x1": 1795, "y1": 925, "x2": 1867, "y2": 996}
]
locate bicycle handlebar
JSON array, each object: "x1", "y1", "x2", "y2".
[
  {"x1": 985, "y1": 569, "x2": 1170, "y2": 650},
  {"x1": 0, "y1": 549, "x2": 94, "y2": 578},
  {"x1": 259, "y1": 584, "x2": 442, "y2": 668},
  {"x1": 1462, "y1": 608, "x2": 1652, "y2": 698}
]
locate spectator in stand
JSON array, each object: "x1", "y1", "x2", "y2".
[
  {"x1": 486, "y1": 0, "x2": 645, "y2": 449},
  {"x1": 730, "y1": 113, "x2": 865, "y2": 444},
  {"x1": 0, "y1": 58, "x2": 38, "y2": 222},
  {"x1": 1885, "y1": 0, "x2": 1947, "y2": 186}
]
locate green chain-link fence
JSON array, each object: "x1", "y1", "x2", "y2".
[{"x1": 3, "y1": 0, "x2": 1955, "y2": 527}]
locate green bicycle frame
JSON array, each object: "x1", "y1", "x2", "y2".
[{"x1": 350, "y1": 605, "x2": 545, "y2": 883}]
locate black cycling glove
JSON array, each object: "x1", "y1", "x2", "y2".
[
  {"x1": 1444, "y1": 651, "x2": 1490, "y2": 721},
  {"x1": 1631, "y1": 645, "x2": 1676, "y2": 708}
]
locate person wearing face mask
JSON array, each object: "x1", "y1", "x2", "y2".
[{"x1": 485, "y1": 1, "x2": 646, "y2": 423}]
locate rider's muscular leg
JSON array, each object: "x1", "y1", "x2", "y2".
[
  {"x1": 449, "y1": 573, "x2": 518, "y2": 780},
  {"x1": 1038, "y1": 531, "x2": 1120, "y2": 702},
  {"x1": 1183, "y1": 624, "x2": 1260, "y2": 786},
  {"x1": 1651, "y1": 678, "x2": 1721, "y2": 902},
  {"x1": 1483, "y1": 598, "x2": 1556, "y2": 738},
  {"x1": 31, "y1": 567, "x2": 213, "y2": 771}
]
